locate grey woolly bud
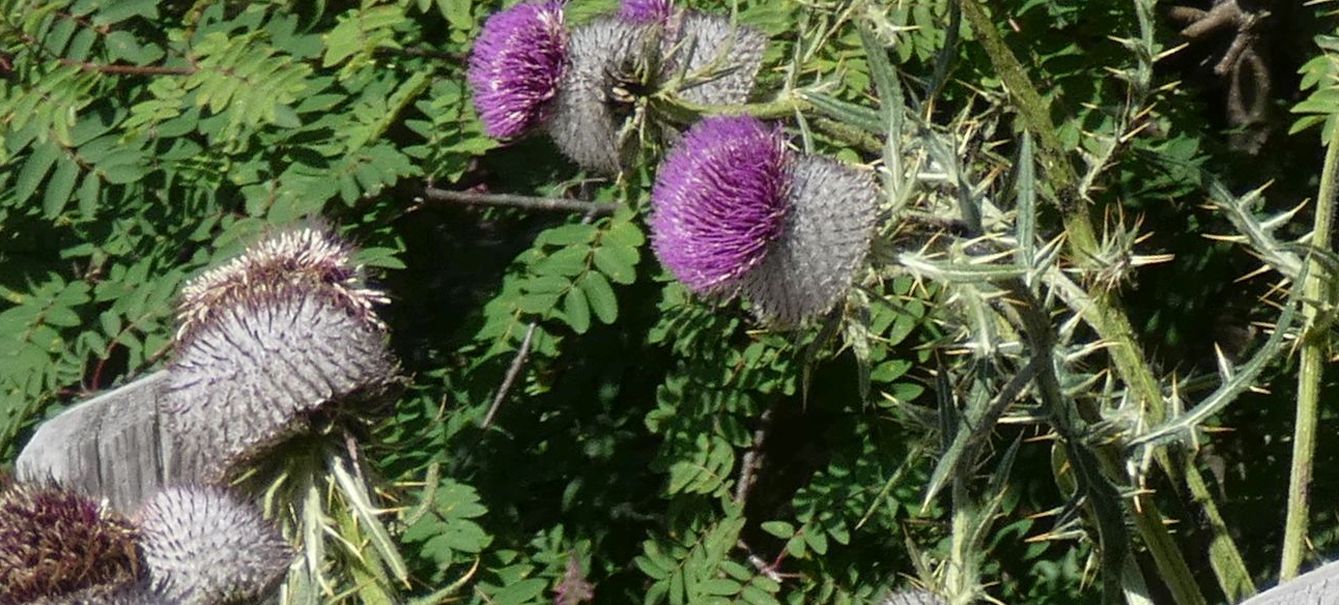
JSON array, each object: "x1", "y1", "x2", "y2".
[
  {"x1": 166, "y1": 287, "x2": 397, "y2": 480},
  {"x1": 547, "y1": 18, "x2": 651, "y2": 174},
  {"x1": 166, "y1": 227, "x2": 398, "y2": 481},
  {"x1": 136, "y1": 486, "x2": 290, "y2": 605},
  {"x1": 737, "y1": 155, "x2": 877, "y2": 326},
  {"x1": 671, "y1": 12, "x2": 765, "y2": 106},
  {"x1": 879, "y1": 589, "x2": 948, "y2": 605}
]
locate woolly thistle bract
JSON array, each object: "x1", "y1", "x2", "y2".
[
  {"x1": 547, "y1": 17, "x2": 652, "y2": 174},
  {"x1": 650, "y1": 116, "x2": 877, "y2": 326},
  {"x1": 467, "y1": 0, "x2": 568, "y2": 139},
  {"x1": 665, "y1": 11, "x2": 766, "y2": 106},
  {"x1": 166, "y1": 227, "x2": 398, "y2": 481},
  {"x1": 0, "y1": 484, "x2": 141, "y2": 604},
  {"x1": 136, "y1": 486, "x2": 290, "y2": 605}
]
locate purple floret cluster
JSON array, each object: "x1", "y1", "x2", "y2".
[
  {"x1": 618, "y1": 0, "x2": 673, "y2": 24},
  {"x1": 650, "y1": 116, "x2": 791, "y2": 292},
  {"x1": 467, "y1": 0, "x2": 568, "y2": 139}
]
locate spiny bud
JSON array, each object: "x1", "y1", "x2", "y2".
[
  {"x1": 136, "y1": 486, "x2": 290, "y2": 605},
  {"x1": 547, "y1": 17, "x2": 651, "y2": 174},
  {"x1": 0, "y1": 484, "x2": 141, "y2": 603},
  {"x1": 650, "y1": 116, "x2": 876, "y2": 326},
  {"x1": 167, "y1": 226, "x2": 398, "y2": 481},
  {"x1": 467, "y1": 0, "x2": 568, "y2": 139},
  {"x1": 669, "y1": 12, "x2": 765, "y2": 106}
]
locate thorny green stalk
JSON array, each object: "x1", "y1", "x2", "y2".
[
  {"x1": 1280, "y1": 120, "x2": 1339, "y2": 580},
  {"x1": 958, "y1": 0, "x2": 1255, "y2": 602}
]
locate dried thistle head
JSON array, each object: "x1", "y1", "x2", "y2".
[
  {"x1": 167, "y1": 226, "x2": 398, "y2": 481},
  {"x1": 176, "y1": 226, "x2": 386, "y2": 344},
  {"x1": 136, "y1": 486, "x2": 291, "y2": 605},
  {"x1": 0, "y1": 484, "x2": 142, "y2": 603},
  {"x1": 468, "y1": 0, "x2": 569, "y2": 139},
  {"x1": 649, "y1": 116, "x2": 877, "y2": 326}
]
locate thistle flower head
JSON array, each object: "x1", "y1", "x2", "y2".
[
  {"x1": 735, "y1": 154, "x2": 877, "y2": 326},
  {"x1": 547, "y1": 17, "x2": 651, "y2": 173},
  {"x1": 0, "y1": 484, "x2": 141, "y2": 603},
  {"x1": 136, "y1": 486, "x2": 290, "y2": 605},
  {"x1": 619, "y1": 0, "x2": 672, "y2": 23},
  {"x1": 650, "y1": 115, "x2": 790, "y2": 292},
  {"x1": 468, "y1": 0, "x2": 568, "y2": 139},
  {"x1": 167, "y1": 227, "x2": 398, "y2": 481},
  {"x1": 650, "y1": 117, "x2": 877, "y2": 326}
]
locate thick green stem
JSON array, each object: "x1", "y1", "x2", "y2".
[
  {"x1": 1280, "y1": 121, "x2": 1339, "y2": 580},
  {"x1": 653, "y1": 95, "x2": 882, "y2": 153},
  {"x1": 959, "y1": 1, "x2": 1252, "y2": 602}
]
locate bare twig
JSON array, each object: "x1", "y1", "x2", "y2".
[
  {"x1": 59, "y1": 59, "x2": 194, "y2": 75},
  {"x1": 737, "y1": 541, "x2": 784, "y2": 583},
  {"x1": 733, "y1": 406, "x2": 775, "y2": 506},
  {"x1": 480, "y1": 322, "x2": 539, "y2": 429},
  {"x1": 422, "y1": 187, "x2": 618, "y2": 216}
]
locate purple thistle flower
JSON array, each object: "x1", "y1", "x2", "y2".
[
  {"x1": 650, "y1": 117, "x2": 878, "y2": 326},
  {"x1": 650, "y1": 116, "x2": 790, "y2": 292},
  {"x1": 468, "y1": 0, "x2": 568, "y2": 139},
  {"x1": 735, "y1": 154, "x2": 877, "y2": 326},
  {"x1": 619, "y1": 0, "x2": 672, "y2": 24}
]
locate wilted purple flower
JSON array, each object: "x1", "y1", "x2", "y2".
[
  {"x1": 0, "y1": 484, "x2": 141, "y2": 603},
  {"x1": 468, "y1": 0, "x2": 568, "y2": 139},
  {"x1": 619, "y1": 0, "x2": 672, "y2": 23},
  {"x1": 650, "y1": 116, "x2": 877, "y2": 326},
  {"x1": 650, "y1": 116, "x2": 790, "y2": 291},
  {"x1": 137, "y1": 486, "x2": 291, "y2": 605}
]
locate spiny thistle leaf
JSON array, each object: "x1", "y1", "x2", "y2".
[{"x1": 547, "y1": 17, "x2": 651, "y2": 173}]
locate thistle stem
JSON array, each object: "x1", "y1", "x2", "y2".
[
  {"x1": 1280, "y1": 121, "x2": 1339, "y2": 580},
  {"x1": 959, "y1": 1, "x2": 1241, "y2": 602},
  {"x1": 653, "y1": 95, "x2": 882, "y2": 153}
]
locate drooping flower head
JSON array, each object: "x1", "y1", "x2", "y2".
[
  {"x1": 136, "y1": 486, "x2": 291, "y2": 605},
  {"x1": 167, "y1": 226, "x2": 398, "y2": 481},
  {"x1": 468, "y1": 0, "x2": 568, "y2": 139},
  {"x1": 650, "y1": 116, "x2": 877, "y2": 326},
  {"x1": 650, "y1": 115, "x2": 790, "y2": 291},
  {"x1": 619, "y1": 0, "x2": 672, "y2": 23},
  {"x1": 0, "y1": 484, "x2": 142, "y2": 603}
]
